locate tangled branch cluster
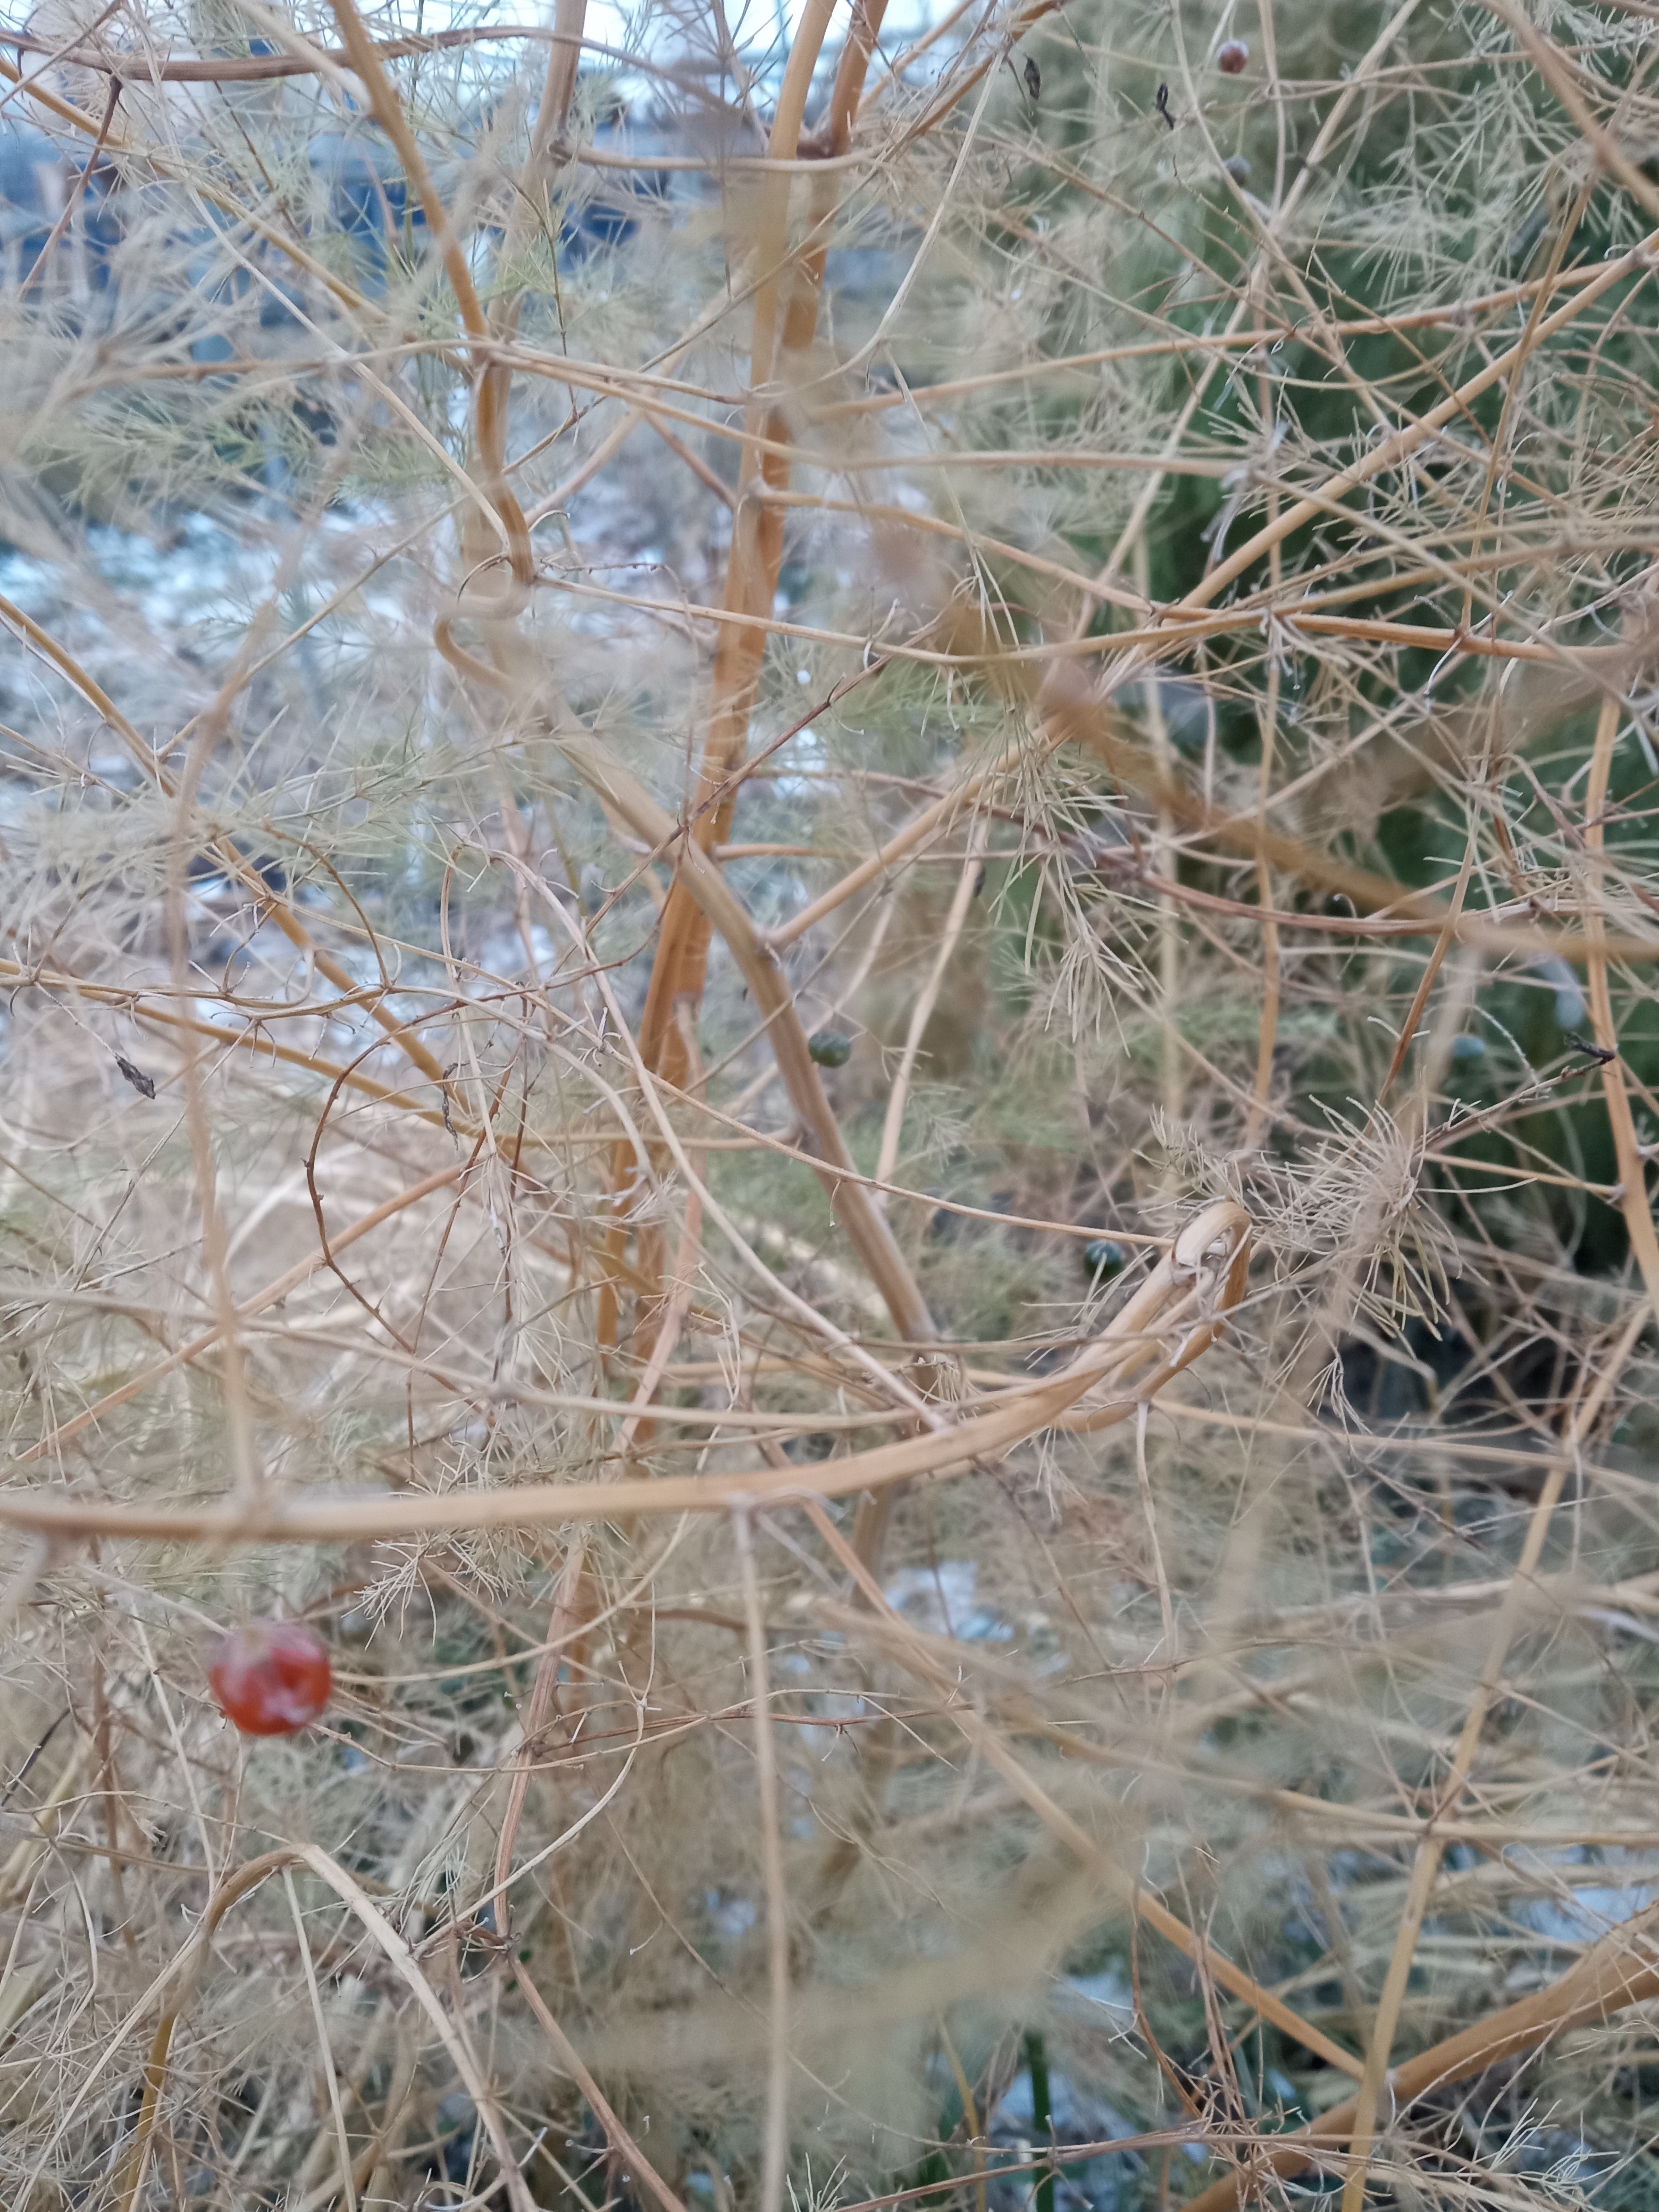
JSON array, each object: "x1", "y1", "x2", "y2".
[{"x1": 7, "y1": 0, "x2": 1659, "y2": 2205}]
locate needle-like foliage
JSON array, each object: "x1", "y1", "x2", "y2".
[{"x1": 7, "y1": 1, "x2": 1659, "y2": 2208}]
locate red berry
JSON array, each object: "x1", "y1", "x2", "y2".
[
  {"x1": 1217, "y1": 38, "x2": 1250, "y2": 73},
  {"x1": 210, "y1": 1621, "x2": 332, "y2": 1737}
]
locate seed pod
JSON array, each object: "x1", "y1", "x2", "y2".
[
  {"x1": 1217, "y1": 38, "x2": 1250, "y2": 73},
  {"x1": 1083, "y1": 1237, "x2": 1126, "y2": 1281},
  {"x1": 808, "y1": 1028, "x2": 853, "y2": 1068},
  {"x1": 211, "y1": 1621, "x2": 332, "y2": 1737}
]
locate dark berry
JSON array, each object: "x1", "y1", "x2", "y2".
[{"x1": 1083, "y1": 1237, "x2": 1126, "y2": 1281}]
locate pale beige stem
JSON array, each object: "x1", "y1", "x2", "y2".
[
  {"x1": 491, "y1": 1539, "x2": 588, "y2": 1939},
  {"x1": 735, "y1": 1506, "x2": 791, "y2": 2212},
  {"x1": 554, "y1": 730, "x2": 937, "y2": 1347},
  {"x1": 1133, "y1": 543, "x2": 1183, "y2": 1143},
  {"x1": 875, "y1": 818, "x2": 986, "y2": 1192},
  {"x1": 1244, "y1": 271, "x2": 1284, "y2": 1150},
  {"x1": 0, "y1": 1204, "x2": 1253, "y2": 1546},
  {"x1": 1134, "y1": 1401, "x2": 1176, "y2": 1678},
  {"x1": 1583, "y1": 692, "x2": 1659, "y2": 1334},
  {"x1": 513, "y1": 1970, "x2": 691, "y2": 2212},
  {"x1": 284, "y1": 1869, "x2": 357, "y2": 2212}
]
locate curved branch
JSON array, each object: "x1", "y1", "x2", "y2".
[{"x1": 0, "y1": 1204, "x2": 1250, "y2": 1544}]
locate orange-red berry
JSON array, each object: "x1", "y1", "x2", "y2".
[
  {"x1": 210, "y1": 1621, "x2": 332, "y2": 1736},
  {"x1": 1217, "y1": 38, "x2": 1249, "y2": 73}
]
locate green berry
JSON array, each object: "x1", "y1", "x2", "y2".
[{"x1": 808, "y1": 1029, "x2": 853, "y2": 1068}]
